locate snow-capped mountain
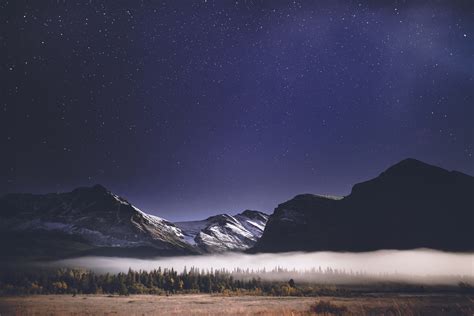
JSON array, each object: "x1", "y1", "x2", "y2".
[
  {"x1": 175, "y1": 210, "x2": 269, "y2": 252},
  {"x1": 0, "y1": 185, "x2": 269, "y2": 258},
  {"x1": 0, "y1": 185, "x2": 195, "y2": 258}
]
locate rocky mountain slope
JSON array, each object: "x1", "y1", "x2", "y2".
[
  {"x1": 175, "y1": 210, "x2": 269, "y2": 252},
  {"x1": 252, "y1": 158, "x2": 474, "y2": 253},
  {"x1": 0, "y1": 185, "x2": 196, "y2": 258},
  {"x1": 0, "y1": 185, "x2": 268, "y2": 259}
]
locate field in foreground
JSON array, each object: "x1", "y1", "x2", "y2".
[{"x1": 0, "y1": 294, "x2": 473, "y2": 316}]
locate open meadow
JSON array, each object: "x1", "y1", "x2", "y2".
[{"x1": 0, "y1": 293, "x2": 473, "y2": 316}]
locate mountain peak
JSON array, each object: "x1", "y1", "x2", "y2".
[
  {"x1": 0, "y1": 185, "x2": 195, "y2": 258},
  {"x1": 381, "y1": 158, "x2": 449, "y2": 178},
  {"x1": 387, "y1": 157, "x2": 431, "y2": 169},
  {"x1": 205, "y1": 213, "x2": 234, "y2": 223},
  {"x1": 91, "y1": 184, "x2": 108, "y2": 192},
  {"x1": 254, "y1": 158, "x2": 474, "y2": 253},
  {"x1": 239, "y1": 210, "x2": 267, "y2": 218},
  {"x1": 291, "y1": 194, "x2": 342, "y2": 202},
  {"x1": 71, "y1": 184, "x2": 110, "y2": 196}
]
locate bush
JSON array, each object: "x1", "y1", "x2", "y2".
[{"x1": 310, "y1": 300, "x2": 347, "y2": 315}]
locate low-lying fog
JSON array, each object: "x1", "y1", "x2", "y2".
[{"x1": 48, "y1": 249, "x2": 473, "y2": 284}]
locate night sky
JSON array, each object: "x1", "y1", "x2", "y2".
[{"x1": 1, "y1": 1, "x2": 473, "y2": 221}]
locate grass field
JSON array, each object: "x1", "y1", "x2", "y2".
[{"x1": 0, "y1": 294, "x2": 473, "y2": 315}]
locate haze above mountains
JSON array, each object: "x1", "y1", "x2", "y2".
[{"x1": 0, "y1": 158, "x2": 472, "y2": 260}]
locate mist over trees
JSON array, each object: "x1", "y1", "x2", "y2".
[{"x1": 1, "y1": 267, "x2": 472, "y2": 296}]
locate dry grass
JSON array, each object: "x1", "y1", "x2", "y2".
[
  {"x1": 0, "y1": 294, "x2": 472, "y2": 315},
  {"x1": 310, "y1": 300, "x2": 348, "y2": 315}
]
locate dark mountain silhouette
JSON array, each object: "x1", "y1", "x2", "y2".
[{"x1": 252, "y1": 158, "x2": 474, "y2": 253}]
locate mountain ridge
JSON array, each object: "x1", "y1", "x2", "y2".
[
  {"x1": 0, "y1": 184, "x2": 196, "y2": 258},
  {"x1": 1, "y1": 158, "x2": 472, "y2": 259},
  {"x1": 252, "y1": 158, "x2": 474, "y2": 253},
  {"x1": 175, "y1": 210, "x2": 269, "y2": 252},
  {"x1": 0, "y1": 186, "x2": 268, "y2": 259}
]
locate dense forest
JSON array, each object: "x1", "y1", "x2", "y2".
[
  {"x1": 0, "y1": 267, "x2": 295, "y2": 296},
  {"x1": 1, "y1": 267, "x2": 472, "y2": 296}
]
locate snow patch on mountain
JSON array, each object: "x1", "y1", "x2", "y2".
[
  {"x1": 0, "y1": 185, "x2": 269, "y2": 255},
  {"x1": 175, "y1": 210, "x2": 269, "y2": 252},
  {"x1": 0, "y1": 185, "x2": 193, "y2": 253}
]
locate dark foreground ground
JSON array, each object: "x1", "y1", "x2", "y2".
[{"x1": 0, "y1": 294, "x2": 473, "y2": 315}]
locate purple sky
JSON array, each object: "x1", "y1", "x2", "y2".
[{"x1": 1, "y1": 1, "x2": 473, "y2": 221}]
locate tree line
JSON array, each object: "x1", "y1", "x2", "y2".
[
  {"x1": 1, "y1": 267, "x2": 471, "y2": 296},
  {"x1": 0, "y1": 267, "x2": 351, "y2": 296}
]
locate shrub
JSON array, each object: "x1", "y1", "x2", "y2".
[{"x1": 310, "y1": 300, "x2": 347, "y2": 315}]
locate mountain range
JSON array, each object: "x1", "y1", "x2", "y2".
[
  {"x1": 0, "y1": 185, "x2": 268, "y2": 259},
  {"x1": 0, "y1": 158, "x2": 472, "y2": 260}
]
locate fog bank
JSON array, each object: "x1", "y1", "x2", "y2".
[{"x1": 48, "y1": 249, "x2": 473, "y2": 284}]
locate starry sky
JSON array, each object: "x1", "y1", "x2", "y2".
[{"x1": 1, "y1": 1, "x2": 473, "y2": 221}]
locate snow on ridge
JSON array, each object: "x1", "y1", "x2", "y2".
[
  {"x1": 2, "y1": 188, "x2": 194, "y2": 251},
  {"x1": 15, "y1": 185, "x2": 269, "y2": 252},
  {"x1": 111, "y1": 193, "x2": 130, "y2": 205},
  {"x1": 16, "y1": 219, "x2": 72, "y2": 232},
  {"x1": 176, "y1": 211, "x2": 270, "y2": 251},
  {"x1": 132, "y1": 206, "x2": 185, "y2": 238},
  {"x1": 224, "y1": 221, "x2": 253, "y2": 239},
  {"x1": 15, "y1": 219, "x2": 147, "y2": 247},
  {"x1": 238, "y1": 218, "x2": 265, "y2": 237},
  {"x1": 245, "y1": 219, "x2": 265, "y2": 231}
]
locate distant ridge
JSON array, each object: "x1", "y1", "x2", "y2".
[{"x1": 252, "y1": 158, "x2": 474, "y2": 253}]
